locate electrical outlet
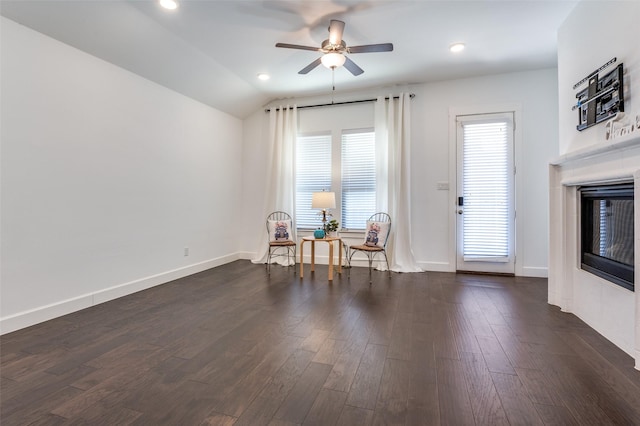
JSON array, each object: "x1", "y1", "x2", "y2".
[{"x1": 184, "y1": 247, "x2": 189, "y2": 256}]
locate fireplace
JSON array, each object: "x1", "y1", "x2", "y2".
[
  {"x1": 549, "y1": 136, "x2": 640, "y2": 370},
  {"x1": 580, "y1": 183, "x2": 635, "y2": 291}
]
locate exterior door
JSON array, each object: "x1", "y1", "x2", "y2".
[{"x1": 456, "y1": 112, "x2": 515, "y2": 274}]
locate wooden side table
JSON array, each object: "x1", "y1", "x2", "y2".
[{"x1": 300, "y1": 236, "x2": 343, "y2": 281}]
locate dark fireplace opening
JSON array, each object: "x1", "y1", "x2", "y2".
[{"x1": 580, "y1": 183, "x2": 634, "y2": 291}]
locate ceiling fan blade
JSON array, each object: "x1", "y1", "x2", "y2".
[
  {"x1": 276, "y1": 43, "x2": 320, "y2": 52},
  {"x1": 348, "y1": 43, "x2": 394, "y2": 54},
  {"x1": 298, "y1": 58, "x2": 322, "y2": 74},
  {"x1": 328, "y1": 20, "x2": 345, "y2": 45},
  {"x1": 343, "y1": 56, "x2": 364, "y2": 76}
]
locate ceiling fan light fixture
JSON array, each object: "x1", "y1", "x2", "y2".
[
  {"x1": 449, "y1": 43, "x2": 465, "y2": 53},
  {"x1": 321, "y1": 52, "x2": 346, "y2": 69},
  {"x1": 159, "y1": 0, "x2": 178, "y2": 10},
  {"x1": 276, "y1": 19, "x2": 391, "y2": 76}
]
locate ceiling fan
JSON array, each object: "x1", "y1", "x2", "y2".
[{"x1": 275, "y1": 19, "x2": 393, "y2": 76}]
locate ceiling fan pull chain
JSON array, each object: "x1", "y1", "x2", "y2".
[{"x1": 332, "y1": 68, "x2": 336, "y2": 104}]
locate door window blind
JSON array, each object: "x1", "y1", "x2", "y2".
[{"x1": 462, "y1": 121, "x2": 510, "y2": 259}]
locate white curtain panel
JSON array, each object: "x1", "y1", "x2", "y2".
[
  {"x1": 252, "y1": 105, "x2": 298, "y2": 265},
  {"x1": 375, "y1": 94, "x2": 423, "y2": 272}
]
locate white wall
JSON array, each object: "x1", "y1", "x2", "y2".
[
  {"x1": 558, "y1": 1, "x2": 640, "y2": 155},
  {"x1": 1, "y1": 18, "x2": 244, "y2": 334},
  {"x1": 413, "y1": 69, "x2": 558, "y2": 276},
  {"x1": 242, "y1": 68, "x2": 559, "y2": 276}
]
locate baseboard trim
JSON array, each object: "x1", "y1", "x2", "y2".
[
  {"x1": 521, "y1": 266, "x2": 548, "y2": 278},
  {"x1": 417, "y1": 261, "x2": 453, "y2": 272},
  {"x1": 457, "y1": 270, "x2": 515, "y2": 277},
  {"x1": 0, "y1": 253, "x2": 241, "y2": 335},
  {"x1": 237, "y1": 251, "x2": 255, "y2": 261}
]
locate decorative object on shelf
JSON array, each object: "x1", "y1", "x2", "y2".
[
  {"x1": 325, "y1": 219, "x2": 339, "y2": 237},
  {"x1": 314, "y1": 229, "x2": 326, "y2": 239},
  {"x1": 605, "y1": 112, "x2": 640, "y2": 141},
  {"x1": 311, "y1": 190, "x2": 336, "y2": 233},
  {"x1": 572, "y1": 57, "x2": 625, "y2": 131}
]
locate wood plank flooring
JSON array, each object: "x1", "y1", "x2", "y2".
[{"x1": 2, "y1": 260, "x2": 640, "y2": 425}]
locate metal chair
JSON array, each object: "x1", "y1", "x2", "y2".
[
  {"x1": 266, "y1": 211, "x2": 296, "y2": 274},
  {"x1": 347, "y1": 212, "x2": 391, "y2": 283}
]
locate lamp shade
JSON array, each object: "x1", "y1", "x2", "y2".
[
  {"x1": 321, "y1": 53, "x2": 346, "y2": 69},
  {"x1": 312, "y1": 191, "x2": 336, "y2": 209}
]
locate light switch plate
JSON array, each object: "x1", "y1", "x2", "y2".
[{"x1": 437, "y1": 181, "x2": 449, "y2": 190}]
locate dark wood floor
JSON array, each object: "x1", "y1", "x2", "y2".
[{"x1": 2, "y1": 260, "x2": 640, "y2": 425}]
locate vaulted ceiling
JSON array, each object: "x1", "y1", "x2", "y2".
[{"x1": 1, "y1": 0, "x2": 578, "y2": 118}]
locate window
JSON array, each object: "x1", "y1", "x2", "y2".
[
  {"x1": 295, "y1": 133, "x2": 331, "y2": 228},
  {"x1": 341, "y1": 130, "x2": 376, "y2": 229},
  {"x1": 295, "y1": 129, "x2": 375, "y2": 230}
]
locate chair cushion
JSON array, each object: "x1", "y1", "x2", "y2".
[
  {"x1": 270, "y1": 240, "x2": 296, "y2": 246},
  {"x1": 350, "y1": 244, "x2": 384, "y2": 252},
  {"x1": 363, "y1": 220, "x2": 389, "y2": 248},
  {"x1": 268, "y1": 219, "x2": 294, "y2": 242}
]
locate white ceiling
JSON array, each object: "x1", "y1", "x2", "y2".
[{"x1": 1, "y1": 0, "x2": 578, "y2": 118}]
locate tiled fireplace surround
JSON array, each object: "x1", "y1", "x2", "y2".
[{"x1": 549, "y1": 134, "x2": 640, "y2": 370}]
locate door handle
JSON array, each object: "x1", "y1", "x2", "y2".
[{"x1": 457, "y1": 209, "x2": 464, "y2": 215}]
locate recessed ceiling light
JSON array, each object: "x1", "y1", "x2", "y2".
[
  {"x1": 257, "y1": 73, "x2": 270, "y2": 81},
  {"x1": 450, "y1": 43, "x2": 465, "y2": 53},
  {"x1": 159, "y1": 0, "x2": 178, "y2": 10}
]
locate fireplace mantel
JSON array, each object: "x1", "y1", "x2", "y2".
[{"x1": 551, "y1": 132, "x2": 640, "y2": 166}]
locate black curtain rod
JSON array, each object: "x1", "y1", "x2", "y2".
[{"x1": 265, "y1": 93, "x2": 415, "y2": 112}]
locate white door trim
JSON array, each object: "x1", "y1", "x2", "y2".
[{"x1": 448, "y1": 103, "x2": 523, "y2": 275}]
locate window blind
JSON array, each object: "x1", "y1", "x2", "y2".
[
  {"x1": 341, "y1": 130, "x2": 376, "y2": 230},
  {"x1": 296, "y1": 134, "x2": 331, "y2": 228},
  {"x1": 462, "y1": 121, "x2": 510, "y2": 259}
]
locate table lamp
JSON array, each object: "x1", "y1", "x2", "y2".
[{"x1": 311, "y1": 190, "x2": 336, "y2": 233}]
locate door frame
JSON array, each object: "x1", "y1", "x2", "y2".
[
  {"x1": 448, "y1": 104, "x2": 523, "y2": 275},
  {"x1": 456, "y1": 112, "x2": 515, "y2": 274}
]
